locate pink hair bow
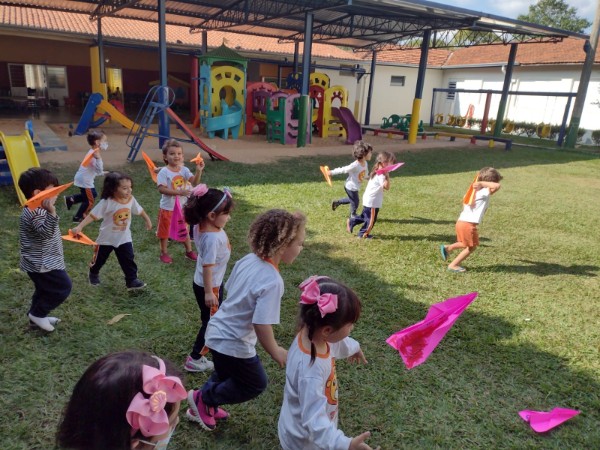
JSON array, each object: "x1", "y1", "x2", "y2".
[
  {"x1": 299, "y1": 276, "x2": 338, "y2": 318},
  {"x1": 192, "y1": 183, "x2": 208, "y2": 197},
  {"x1": 126, "y1": 357, "x2": 187, "y2": 437}
]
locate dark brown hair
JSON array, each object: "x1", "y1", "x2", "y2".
[
  {"x1": 18, "y1": 167, "x2": 59, "y2": 199},
  {"x1": 100, "y1": 172, "x2": 133, "y2": 200},
  {"x1": 247, "y1": 209, "x2": 306, "y2": 259},
  {"x1": 184, "y1": 187, "x2": 233, "y2": 225}
]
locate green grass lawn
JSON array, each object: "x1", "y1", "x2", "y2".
[{"x1": 1, "y1": 144, "x2": 598, "y2": 449}]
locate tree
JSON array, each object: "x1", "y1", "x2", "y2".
[{"x1": 517, "y1": 0, "x2": 591, "y2": 33}]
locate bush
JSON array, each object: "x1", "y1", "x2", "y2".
[{"x1": 592, "y1": 130, "x2": 600, "y2": 145}]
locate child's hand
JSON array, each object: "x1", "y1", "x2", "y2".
[
  {"x1": 271, "y1": 346, "x2": 288, "y2": 368},
  {"x1": 348, "y1": 349, "x2": 367, "y2": 365},
  {"x1": 327, "y1": 170, "x2": 332, "y2": 176},
  {"x1": 204, "y1": 291, "x2": 218, "y2": 308},
  {"x1": 145, "y1": 219, "x2": 152, "y2": 231},
  {"x1": 350, "y1": 431, "x2": 377, "y2": 450},
  {"x1": 472, "y1": 181, "x2": 483, "y2": 191},
  {"x1": 179, "y1": 188, "x2": 192, "y2": 198},
  {"x1": 41, "y1": 196, "x2": 57, "y2": 215},
  {"x1": 196, "y1": 160, "x2": 205, "y2": 171},
  {"x1": 154, "y1": 167, "x2": 162, "y2": 174},
  {"x1": 71, "y1": 226, "x2": 82, "y2": 236}
]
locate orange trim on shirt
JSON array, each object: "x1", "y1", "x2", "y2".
[
  {"x1": 297, "y1": 333, "x2": 329, "y2": 359},
  {"x1": 263, "y1": 258, "x2": 279, "y2": 271}
]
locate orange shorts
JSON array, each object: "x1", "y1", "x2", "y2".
[
  {"x1": 455, "y1": 220, "x2": 479, "y2": 247},
  {"x1": 156, "y1": 208, "x2": 173, "y2": 239}
]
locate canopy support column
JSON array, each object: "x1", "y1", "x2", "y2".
[
  {"x1": 493, "y1": 43, "x2": 518, "y2": 137},
  {"x1": 300, "y1": 12, "x2": 313, "y2": 95},
  {"x1": 408, "y1": 30, "x2": 430, "y2": 144},
  {"x1": 364, "y1": 50, "x2": 377, "y2": 126}
]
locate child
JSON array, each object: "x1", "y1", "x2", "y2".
[
  {"x1": 65, "y1": 130, "x2": 106, "y2": 223},
  {"x1": 441, "y1": 167, "x2": 503, "y2": 272},
  {"x1": 186, "y1": 209, "x2": 306, "y2": 431},
  {"x1": 182, "y1": 184, "x2": 233, "y2": 372},
  {"x1": 329, "y1": 140, "x2": 373, "y2": 217},
  {"x1": 156, "y1": 139, "x2": 204, "y2": 264},
  {"x1": 278, "y1": 276, "x2": 376, "y2": 450},
  {"x1": 72, "y1": 172, "x2": 152, "y2": 290},
  {"x1": 348, "y1": 151, "x2": 397, "y2": 239},
  {"x1": 56, "y1": 351, "x2": 187, "y2": 450},
  {"x1": 18, "y1": 168, "x2": 72, "y2": 332}
]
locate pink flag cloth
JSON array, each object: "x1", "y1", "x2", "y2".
[
  {"x1": 376, "y1": 162, "x2": 405, "y2": 175},
  {"x1": 519, "y1": 408, "x2": 580, "y2": 433},
  {"x1": 168, "y1": 196, "x2": 188, "y2": 242},
  {"x1": 386, "y1": 292, "x2": 478, "y2": 369}
]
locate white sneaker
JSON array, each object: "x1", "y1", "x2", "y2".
[
  {"x1": 184, "y1": 356, "x2": 214, "y2": 372},
  {"x1": 47, "y1": 317, "x2": 61, "y2": 325},
  {"x1": 28, "y1": 313, "x2": 55, "y2": 332}
]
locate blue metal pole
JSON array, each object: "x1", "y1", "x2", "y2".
[{"x1": 557, "y1": 95, "x2": 573, "y2": 146}]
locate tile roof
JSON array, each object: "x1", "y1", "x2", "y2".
[
  {"x1": 365, "y1": 48, "x2": 452, "y2": 67},
  {"x1": 0, "y1": 5, "x2": 360, "y2": 61}
]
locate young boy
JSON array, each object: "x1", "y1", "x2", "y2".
[
  {"x1": 440, "y1": 167, "x2": 503, "y2": 272},
  {"x1": 19, "y1": 168, "x2": 72, "y2": 331}
]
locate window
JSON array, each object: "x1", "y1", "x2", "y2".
[
  {"x1": 47, "y1": 66, "x2": 67, "y2": 89},
  {"x1": 447, "y1": 81, "x2": 457, "y2": 100},
  {"x1": 8, "y1": 64, "x2": 26, "y2": 88},
  {"x1": 390, "y1": 76, "x2": 405, "y2": 86}
]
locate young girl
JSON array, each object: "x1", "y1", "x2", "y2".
[
  {"x1": 65, "y1": 129, "x2": 107, "y2": 223},
  {"x1": 18, "y1": 168, "x2": 72, "y2": 332},
  {"x1": 72, "y1": 172, "x2": 152, "y2": 290},
  {"x1": 348, "y1": 151, "x2": 397, "y2": 239},
  {"x1": 156, "y1": 139, "x2": 204, "y2": 264},
  {"x1": 57, "y1": 351, "x2": 187, "y2": 450},
  {"x1": 441, "y1": 167, "x2": 503, "y2": 272},
  {"x1": 186, "y1": 209, "x2": 306, "y2": 431},
  {"x1": 278, "y1": 276, "x2": 375, "y2": 450},
  {"x1": 182, "y1": 184, "x2": 233, "y2": 373},
  {"x1": 329, "y1": 140, "x2": 373, "y2": 217}
]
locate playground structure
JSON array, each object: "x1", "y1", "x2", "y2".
[
  {"x1": 198, "y1": 45, "x2": 246, "y2": 140},
  {"x1": 0, "y1": 122, "x2": 40, "y2": 205},
  {"x1": 265, "y1": 92, "x2": 312, "y2": 145},
  {"x1": 245, "y1": 82, "x2": 277, "y2": 135}
]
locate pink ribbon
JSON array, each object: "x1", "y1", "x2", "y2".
[
  {"x1": 191, "y1": 183, "x2": 208, "y2": 197},
  {"x1": 126, "y1": 357, "x2": 187, "y2": 437},
  {"x1": 299, "y1": 276, "x2": 338, "y2": 318}
]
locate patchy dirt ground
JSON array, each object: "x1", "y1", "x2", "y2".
[{"x1": 1, "y1": 118, "x2": 467, "y2": 168}]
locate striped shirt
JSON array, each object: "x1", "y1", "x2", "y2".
[{"x1": 19, "y1": 207, "x2": 65, "y2": 273}]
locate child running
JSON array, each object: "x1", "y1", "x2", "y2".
[
  {"x1": 72, "y1": 172, "x2": 152, "y2": 290},
  {"x1": 65, "y1": 130, "x2": 107, "y2": 223},
  {"x1": 186, "y1": 209, "x2": 306, "y2": 431},
  {"x1": 182, "y1": 184, "x2": 233, "y2": 373},
  {"x1": 329, "y1": 140, "x2": 373, "y2": 217},
  {"x1": 440, "y1": 167, "x2": 502, "y2": 272},
  {"x1": 278, "y1": 276, "x2": 375, "y2": 450},
  {"x1": 156, "y1": 139, "x2": 204, "y2": 264},
  {"x1": 348, "y1": 151, "x2": 397, "y2": 239},
  {"x1": 57, "y1": 351, "x2": 187, "y2": 450},
  {"x1": 18, "y1": 168, "x2": 72, "y2": 332}
]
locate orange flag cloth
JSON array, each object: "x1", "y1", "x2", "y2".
[
  {"x1": 319, "y1": 166, "x2": 333, "y2": 187},
  {"x1": 462, "y1": 174, "x2": 479, "y2": 206},
  {"x1": 25, "y1": 182, "x2": 73, "y2": 210},
  {"x1": 62, "y1": 229, "x2": 97, "y2": 246},
  {"x1": 141, "y1": 151, "x2": 158, "y2": 183}
]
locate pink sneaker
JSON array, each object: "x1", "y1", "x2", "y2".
[
  {"x1": 212, "y1": 406, "x2": 229, "y2": 421},
  {"x1": 185, "y1": 251, "x2": 198, "y2": 261},
  {"x1": 159, "y1": 253, "x2": 173, "y2": 264},
  {"x1": 186, "y1": 390, "x2": 216, "y2": 431}
]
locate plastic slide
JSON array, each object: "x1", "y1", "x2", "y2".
[
  {"x1": 0, "y1": 129, "x2": 40, "y2": 205},
  {"x1": 204, "y1": 100, "x2": 243, "y2": 140},
  {"x1": 334, "y1": 107, "x2": 363, "y2": 144},
  {"x1": 98, "y1": 100, "x2": 139, "y2": 133},
  {"x1": 165, "y1": 108, "x2": 229, "y2": 161},
  {"x1": 75, "y1": 93, "x2": 139, "y2": 135}
]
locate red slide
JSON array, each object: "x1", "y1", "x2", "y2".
[{"x1": 165, "y1": 108, "x2": 229, "y2": 161}]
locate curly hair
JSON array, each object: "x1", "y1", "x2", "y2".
[
  {"x1": 248, "y1": 209, "x2": 306, "y2": 259},
  {"x1": 478, "y1": 167, "x2": 503, "y2": 183},
  {"x1": 352, "y1": 140, "x2": 373, "y2": 160}
]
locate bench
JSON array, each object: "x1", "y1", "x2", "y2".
[
  {"x1": 472, "y1": 135, "x2": 513, "y2": 150},
  {"x1": 362, "y1": 127, "x2": 430, "y2": 140},
  {"x1": 434, "y1": 132, "x2": 477, "y2": 143}
]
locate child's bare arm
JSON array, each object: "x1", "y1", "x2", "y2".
[
  {"x1": 254, "y1": 324, "x2": 287, "y2": 368},
  {"x1": 157, "y1": 185, "x2": 189, "y2": 196},
  {"x1": 139, "y1": 210, "x2": 152, "y2": 230},
  {"x1": 72, "y1": 214, "x2": 95, "y2": 235},
  {"x1": 191, "y1": 161, "x2": 205, "y2": 185},
  {"x1": 473, "y1": 181, "x2": 501, "y2": 194}
]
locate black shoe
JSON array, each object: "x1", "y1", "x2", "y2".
[
  {"x1": 127, "y1": 279, "x2": 147, "y2": 290},
  {"x1": 64, "y1": 196, "x2": 74, "y2": 210},
  {"x1": 331, "y1": 201, "x2": 340, "y2": 211},
  {"x1": 73, "y1": 216, "x2": 83, "y2": 223},
  {"x1": 89, "y1": 272, "x2": 100, "y2": 286}
]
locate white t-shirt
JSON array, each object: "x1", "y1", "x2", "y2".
[
  {"x1": 89, "y1": 197, "x2": 144, "y2": 247},
  {"x1": 204, "y1": 253, "x2": 284, "y2": 358},
  {"x1": 362, "y1": 173, "x2": 386, "y2": 208},
  {"x1": 458, "y1": 187, "x2": 491, "y2": 224},
  {"x1": 329, "y1": 160, "x2": 368, "y2": 192},
  {"x1": 193, "y1": 226, "x2": 231, "y2": 287},
  {"x1": 157, "y1": 166, "x2": 193, "y2": 211},
  {"x1": 278, "y1": 334, "x2": 361, "y2": 450},
  {"x1": 74, "y1": 149, "x2": 104, "y2": 188}
]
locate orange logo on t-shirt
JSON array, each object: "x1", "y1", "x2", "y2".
[
  {"x1": 325, "y1": 358, "x2": 338, "y2": 406},
  {"x1": 358, "y1": 170, "x2": 366, "y2": 182},
  {"x1": 171, "y1": 175, "x2": 185, "y2": 190},
  {"x1": 113, "y1": 208, "x2": 130, "y2": 229}
]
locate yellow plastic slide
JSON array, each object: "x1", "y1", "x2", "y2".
[
  {"x1": 0, "y1": 129, "x2": 40, "y2": 205},
  {"x1": 98, "y1": 100, "x2": 140, "y2": 133}
]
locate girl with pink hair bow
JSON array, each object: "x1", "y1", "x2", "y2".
[
  {"x1": 278, "y1": 276, "x2": 378, "y2": 450},
  {"x1": 57, "y1": 351, "x2": 186, "y2": 450}
]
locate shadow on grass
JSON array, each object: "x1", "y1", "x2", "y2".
[
  {"x1": 473, "y1": 259, "x2": 599, "y2": 277},
  {"x1": 377, "y1": 216, "x2": 455, "y2": 225}
]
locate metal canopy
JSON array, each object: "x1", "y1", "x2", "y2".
[{"x1": 0, "y1": 0, "x2": 588, "y2": 50}]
